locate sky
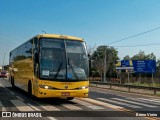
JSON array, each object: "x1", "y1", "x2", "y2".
[{"x1": 1, "y1": 0, "x2": 160, "y2": 66}]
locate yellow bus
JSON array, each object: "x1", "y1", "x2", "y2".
[{"x1": 9, "y1": 34, "x2": 89, "y2": 100}]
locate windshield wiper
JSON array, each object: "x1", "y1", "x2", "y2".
[
  {"x1": 54, "y1": 62, "x2": 63, "y2": 79},
  {"x1": 68, "y1": 58, "x2": 79, "y2": 80}
]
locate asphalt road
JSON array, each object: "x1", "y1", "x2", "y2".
[{"x1": 0, "y1": 78, "x2": 160, "y2": 120}]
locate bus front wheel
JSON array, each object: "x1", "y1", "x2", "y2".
[{"x1": 67, "y1": 97, "x2": 74, "y2": 100}]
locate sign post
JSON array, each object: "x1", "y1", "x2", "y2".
[
  {"x1": 152, "y1": 73, "x2": 153, "y2": 86},
  {"x1": 128, "y1": 71, "x2": 130, "y2": 84},
  {"x1": 116, "y1": 60, "x2": 134, "y2": 84}
]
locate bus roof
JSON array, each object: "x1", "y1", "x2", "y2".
[
  {"x1": 36, "y1": 34, "x2": 84, "y2": 41},
  {"x1": 10, "y1": 34, "x2": 84, "y2": 53}
]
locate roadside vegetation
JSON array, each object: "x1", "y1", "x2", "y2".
[{"x1": 88, "y1": 45, "x2": 160, "y2": 87}]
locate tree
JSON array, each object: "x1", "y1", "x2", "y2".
[
  {"x1": 87, "y1": 45, "x2": 96, "y2": 77},
  {"x1": 156, "y1": 58, "x2": 160, "y2": 77},
  {"x1": 131, "y1": 50, "x2": 156, "y2": 60},
  {"x1": 146, "y1": 52, "x2": 156, "y2": 60},
  {"x1": 91, "y1": 45, "x2": 119, "y2": 80},
  {"x1": 131, "y1": 50, "x2": 146, "y2": 60},
  {"x1": 123, "y1": 51, "x2": 156, "y2": 61},
  {"x1": 123, "y1": 55, "x2": 130, "y2": 60}
]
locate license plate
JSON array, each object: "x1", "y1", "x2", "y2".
[{"x1": 61, "y1": 92, "x2": 70, "y2": 96}]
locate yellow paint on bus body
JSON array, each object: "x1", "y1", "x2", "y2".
[{"x1": 10, "y1": 34, "x2": 89, "y2": 98}]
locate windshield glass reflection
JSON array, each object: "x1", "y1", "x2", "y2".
[
  {"x1": 39, "y1": 38, "x2": 88, "y2": 81},
  {"x1": 65, "y1": 40, "x2": 88, "y2": 80},
  {"x1": 40, "y1": 39, "x2": 66, "y2": 80}
]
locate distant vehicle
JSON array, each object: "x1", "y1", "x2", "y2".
[
  {"x1": 0, "y1": 72, "x2": 7, "y2": 78},
  {"x1": 9, "y1": 34, "x2": 89, "y2": 99}
]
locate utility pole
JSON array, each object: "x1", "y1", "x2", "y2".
[
  {"x1": 2, "y1": 53, "x2": 5, "y2": 71},
  {"x1": 103, "y1": 48, "x2": 106, "y2": 82}
]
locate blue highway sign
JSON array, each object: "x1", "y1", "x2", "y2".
[{"x1": 132, "y1": 60, "x2": 156, "y2": 73}]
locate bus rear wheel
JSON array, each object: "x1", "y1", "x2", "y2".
[
  {"x1": 11, "y1": 77, "x2": 15, "y2": 88},
  {"x1": 28, "y1": 81, "x2": 32, "y2": 97}
]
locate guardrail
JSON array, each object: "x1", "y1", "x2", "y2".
[{"x1": 90, "y1": 81, "x2": 160, "y2": 95}]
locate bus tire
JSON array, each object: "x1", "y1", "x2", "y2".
[
  {"x1": 67, "y1": 97, "x2": 74, "y2": 100},
  {"x1": 28, "y1": 81, "x2": 32, "y2": 97},
  {"x1": 10, "y1": 76, "x2": 12, "y2": 84},
  {"x1": 11, "y1": 77, "x2": 15, "y2": 88}
]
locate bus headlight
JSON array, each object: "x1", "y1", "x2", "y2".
[
  {"x1": 39, "y1": 85, "x2": 53, "y2": 89},
  {"x1": 79, "y1": 86, "x2": 88, "y2": 89}
]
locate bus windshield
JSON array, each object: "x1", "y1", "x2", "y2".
[{"x1": 39, "y1": 38, "x2": 89, "y2": 81}]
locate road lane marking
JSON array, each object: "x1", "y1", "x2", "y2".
[
  {"x1": 27, "y1": 103, "x2": 41, "y2": 111},
  {"x1": 47, "y1": 117, "x2": 57, "y2": 120},
  {"x1": 126, "y1": 97, "x2": 160, "y2": 106},
  {"x1": 41, "y1": 105, "x2": 60, "y2": 111},
  {"x1": 77, "y1": 97, "x2": 159, "y2": 120},
  {"x1": 10, "y1": 91, "x2": 15, "y2": 95},
  {"x1": 16, "y1": 96, "x2": 25, "y2": 101},
  {"x1": 61, "y1": 104, "x2": 82, "y2": 110},
  {"x1": 80, "y1": 98, "x2": 123, "y2": 109},
  {"x1": 98, "y1": 98, "x2": 142, "y2": 108},
  {"x1": 0, "y1": 85, "x2": 16, "y2": 96},
  {"x1": 152, "y1": 99, "x2": 160, "y2": 101},
  {"x1": 138, "y1": 98, "x2": 160, "y2": 103},
  {"x1": 11, "y1": 100, "x2": 34, "y2": 111},
  {"x1": 38, "y1": 103, "x2": 60, "y2": 111},
  {"x1": 112, "y1": 98, "x2": 157, "y2": 108},
  {"x1": 73, "y1": 99, "x2": 104, "y2": 110},
  {"x1": 90, "y1": 86, "x2": 160, "y2": 100},
  {"x1": 0, "y1": 101, "x2": 6, "y2": 111},
  {"x1": 28, "y1": 99, "x2": 60, "y2": 111}
]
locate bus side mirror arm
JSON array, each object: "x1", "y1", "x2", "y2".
[{"x1": 35, "y1": 53, "x2": 39, "y2": 63}]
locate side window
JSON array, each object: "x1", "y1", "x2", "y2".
[
  {"x1": 10, "y1": 52, "x2": 14, "y2": 63},
  {"x1": 27, "y1": 39, "x2": 33, "y2": 58},
  {"x1": 16, "y1": 44, "x2": 25, "y2": 60},
  {"x1": 33, "y1": 38, "x2": 39, "y2": 77},
  {"x1": 12, "y1": 49, "x2": 19, "y2": 62},
  {"x1": 34, "y1": 37, "x2": 38, "y2": 48}
]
